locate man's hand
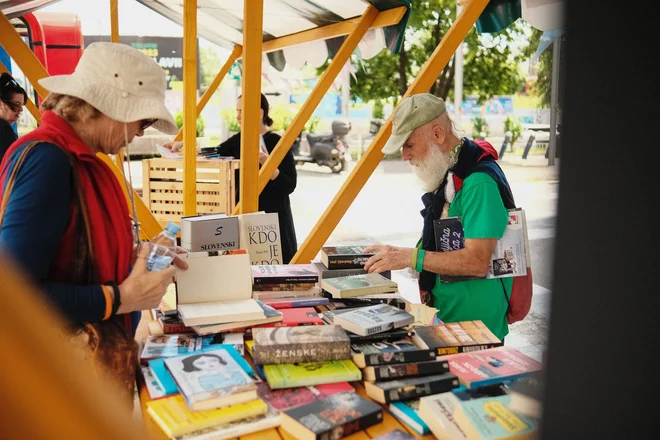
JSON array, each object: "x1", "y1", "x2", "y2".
[
  {"x1": 162, "y1": 141, "x2": 183, "y2": 153},
  {"x1": 363, "y1": 244, "x2": 415, "y2": 273}
]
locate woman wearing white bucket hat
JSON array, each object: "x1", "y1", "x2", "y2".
[{"x1": 0, "y1": 42, "x2": 187, "y2": 404}]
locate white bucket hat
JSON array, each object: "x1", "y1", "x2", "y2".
[{"x1": 38, "y1": 41, "x2": 178, "y2": 135}]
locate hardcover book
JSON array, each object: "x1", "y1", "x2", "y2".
[
  {"x1": 364, "y1": 373, "x2": 460, "y2": 404},
  {"x1": 320, "y1": 245, "x2": 375, "y2": 269},
  {"x1": 363, "y1": 359, "x2": 450, "y2": 382},
  {"x1": 180, "y1": 213, "x2": 239, "y2": 253},
  {"x1": 252, "y1": 263, "x2": 319, "y2": 284},
  {"x1": 389, "y1": 400, "x2": 431, "y2": 436},
  {"x1": 444, "y1": 346, "x2": 543, "y2": 389},
  {"x1": 147, "y1": 394, "x2": 268, "y2": 438},
  {"x1": 312, "y1": 261, "x2": 392, "y2": 280},
  {"x1": 321, "y1": 273, "x2": 398, "y2": 299},
  {"x1": 332, "y1": 304, "x2": 414, "y2": 336},
  {"x1": 412, "y1": 320, "x2": 503, "y2": 356},
  {"x1": 251, "y1": 325, "x2": 351, "y2": 365},
  {"x1": 351, "y1": 337, "x2": 437, "y2": 368},
  {"x1": 280, "y1": 392, "x2": 383, "y2": 440},
  {"x1": 256, "y1": 381, "x2": 355, "y2": 412},
  {"x1": 263, "y1": 359, "x2": 362, "y2": 389},
  {"x1": 163, "y1": 347, "x2": 260, "y2": 411},
  {"x1": 237, "y1": 211, "x2": 283, "y2": 265}
]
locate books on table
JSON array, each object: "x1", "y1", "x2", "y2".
[
  {"x1": 191, "y1": 300, "x2": 282, "y2": 335},
  {"x1": 321, "y1": 273, "x2": 398, "y2": 299},
  {"x1": 332, "y1": 304, "x2": 414, "y2": 336},
  {"x1": 351, "y1": 336, "x2": 437, "y2": 369},
  {"x1": 364, "y1": 373, "x2": 460, "y2": 404},
  {"x1": 163, "y1": 347, "x2": 261, "y2": 411}
]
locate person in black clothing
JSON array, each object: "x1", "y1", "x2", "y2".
[
  {"x1": 0, "y1": 73, "x2": 27, "y2": 163},
  {"x1": 165, "y1": 93, "x2": 298, "y2": 263}
]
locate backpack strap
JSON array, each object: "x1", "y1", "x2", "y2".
[{"x1": 0, "y1": 141, "x2": 43, "y2": 227}]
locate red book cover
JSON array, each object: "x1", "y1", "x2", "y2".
[
  {"x1": 256, "y1": 307, "x2": 323, "y2": 328},
  {"x1": 257, "y1": 381, "x2": 355, "y2": 412},
  {"x1": 262, "y1": 296, "x2": 329, "y2": 309},
  {"x1": 442, "y1": 346, "x2": 542, "y2": 388}
]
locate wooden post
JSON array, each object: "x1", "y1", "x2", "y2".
[
  {"x1": 182, "y1": 0, "x2": 198, "y2": 217},
  {"x1": 239, "y1": 0, "x2": 264, "y2": 214}
]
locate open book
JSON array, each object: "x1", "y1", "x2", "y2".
[
  {"x1": 433, "y1": 208, "x2": 530, "y2": 281},
  {"x1": 175, "y1": 252, "x2": 265, "y2": 326}
]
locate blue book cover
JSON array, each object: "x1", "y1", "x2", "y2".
[
  {"x1": 455, "y1": 394, "x2": 538, "y2": 439},
  {"x1": 389, "y1": 400, "x2": 430, "y2": 435},
  {"x1": 433, "y1": 217, "x2": 479, "y2": 282},
  {"x1": 148, "y1": 343, "x2": 255, "y2": 396}
]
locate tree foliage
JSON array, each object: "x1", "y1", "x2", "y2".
[
  {"x1": 348, "y1": 0, "x2": 528, "y2": 105},
  {"x1": 523, "y1": 28, "x2": 553, "y2": 108}
]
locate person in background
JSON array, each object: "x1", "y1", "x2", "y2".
[
  {"x1": 0, "y1": 73, "x2": 27, "y2": 163},
  {"x1": 0, "y1": 42, "x2": 188, "y2": 403},
  {"x1": 164, "y1": 93, "x2": 298, "y2": 263},
  {"x1": 362, "y1": 93, "x2": 514, "y2": 341}
]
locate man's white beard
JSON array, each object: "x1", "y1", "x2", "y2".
[{"x1": 410, "y1": 144, "x2": 457, "y2": 192}]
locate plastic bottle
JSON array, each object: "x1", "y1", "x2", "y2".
[{"x1": 146, "y1": 221, "x2": 180, "y2": 272}]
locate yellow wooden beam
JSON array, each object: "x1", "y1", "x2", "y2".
[
  {"x1": 110, "y1": 0, "x2": 120, "y2": 43},
  {"x1": 231, "y1": 5, "x2": 379, "y2": 216},
  {"x1": 182, "y1": 0, "x2": 198, "y2": 216},
  {"x1": 0, "y1": 61, "x2": 41, "y2": 124},
  {"x1": 174, "y1": 45, "x2": 242, "y2": 143},
  {"x1": 0, "y1": 12, "x2": 50, "y2": 98},
  {"x1": 291, "y1": 0, "x2": 491, "y2": 264},
  {"x1": 259, "y1": 6, "x2": 406, "y2": 54},
  {"x1": 239, "y1": 0, "x2": 264, "y2": 214},
  {"x1": 98, "y1": 154, "x2": 162, "y2": 240},
  {"x1": 0, "y1": 254, "x2": 147, "y2": 440}
]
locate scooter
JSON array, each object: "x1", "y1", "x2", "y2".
[{"x1": 292, "y1": 120, "x2": 351, "y2": 174}]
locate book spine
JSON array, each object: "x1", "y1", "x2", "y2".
[
  {"x1": 326, "y1": 255, "x2": 371, "y2": 269},
  {"x1": 265, "y1": 298, "x2": 329, "y2": 309},
  {"x1": 159, "y1": 321, "x2": 193, "y2": 334},
  {"x1": 253, "y1": 340, "x2": 351, "y2": 365},
  {"x1": 253, "y1": 276, "x2": 319, "y2": 284},
  {"x1": 435, "y1": 342, "x2": 503, "y2": 356},
  {"x1": 348, "y1": 329, "x2": 413, "y2": 343},
  {"x1": 384, "y1": 376, "x2": 460, "y2": 403},
  {"x1": 364, "y1": 349, "x2": 437, "y2": 367},
  {"x1": 374, "y1": 360, "x2": 450, "y2": 380}
]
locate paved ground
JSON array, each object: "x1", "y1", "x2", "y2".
[{"x1": 126, "y1": 151, "x2": 557, "y2": 362}]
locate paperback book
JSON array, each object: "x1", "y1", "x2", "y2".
[
  {"x1": 281, "y1": 392, "x2": 383, "y2": 440},
  {"x1": 261, "y1": 296, "x2": 329, "y2": 309},
  {"x1": 252, "y1": 263, "x2": 319, "y2": 284},
  {"x1": 263, "y1": 359, "x2": 362, "y2": 389},
  {"x1": 389, "y1": 399, "x2": 431, "y2": 436},
  {"x1": 364, "y1": 373, "x2": 460, "y2": 404},
  {"x1": 362, "y1": 358, "x2": 450, "y2": 382},
  {"x1": 312, "y1": 261, "x2": 392, "y2": 280},
  {"x1": 254, "y1": 307, "x2": 323, "y2": 327},
  {"x1": 163, "y1": 347, "x2": 260, "y2": 411},
  {"x1": 320, "y1": 245, "x2": 375, "y2": 269},
  {"x1": 251, "y1": 326, "x2": 351, "y2": 365},
  {"x1": 351, "y1": 337, "x2": 437, "y2": 368},
  {"x1": 321, "y1": 273, "x2": 398, "y2": 299},
  {"x1": 175, "y1": 405, "x2": 280, "y2": 440},
  {"x1": 256, "y1": 381, "x2": 355, "y2": 412},
  {"x1": 412, "y1": 320, "x2": 503, "y2": 356},
  {"x1": 191, "y1": 300, "x2": 282, "y2": 335},
  {"x1": 332, "y1": 304, "x2": 414, "y2": 336}
]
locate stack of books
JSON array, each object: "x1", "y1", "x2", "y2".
[{"x1": 251, "y1": 263, "x2": 328, "y2": 309}]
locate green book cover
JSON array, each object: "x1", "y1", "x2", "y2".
[{"x1": 263, "y1": 360, "x2": 362, "y2": 389}]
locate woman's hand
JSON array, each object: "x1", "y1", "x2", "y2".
[
  {"x1": 131, "y1": 243, "x2": 188, "y2": 270},
  {"x1": 162, "y1": 141, "x2": 183, "y2": 153},
  {"x1": 117, "y1": 245, "x2": 178, "y2": 314},
  {"x1": 363, "y1": 244, "x2": 415, "y2": 273}
]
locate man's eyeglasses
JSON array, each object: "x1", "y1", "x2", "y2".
[{"x1": 139, "y1": 118, "x2": 157, "y2": 131}]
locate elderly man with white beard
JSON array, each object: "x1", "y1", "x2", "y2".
[{"x1": 363, "y1": 93, "x2": 516, "y2": 341}]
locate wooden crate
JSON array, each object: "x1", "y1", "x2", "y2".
[{"x1": 141, "y1": 158, "x2": 240, "y2": 227}]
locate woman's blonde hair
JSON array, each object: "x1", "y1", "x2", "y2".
[{"x1": 40, "y1": 93, "x2": 101, "y2": 124}]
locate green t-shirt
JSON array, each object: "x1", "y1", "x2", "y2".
[{"x1": 429, "y1": 172, "x2": 512, "y2": 340}]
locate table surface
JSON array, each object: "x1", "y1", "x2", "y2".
[{"x1": 136, "y1": 354, "x2": 437, "y2": 440}]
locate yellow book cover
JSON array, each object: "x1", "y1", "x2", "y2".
[
  {"x1": 263, "y1": 360, "x2": 362, "y2": 389},
  {"x1": 146, "y1": 394, "x2": 268, "y2": 438}
]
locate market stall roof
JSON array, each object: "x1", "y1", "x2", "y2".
[
  {"x1": 136, "y1": 0, "x2": 411, "y2": 70},
  {"x1": 0, "y1": 0, "x2": 59, "y2": 19}
]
